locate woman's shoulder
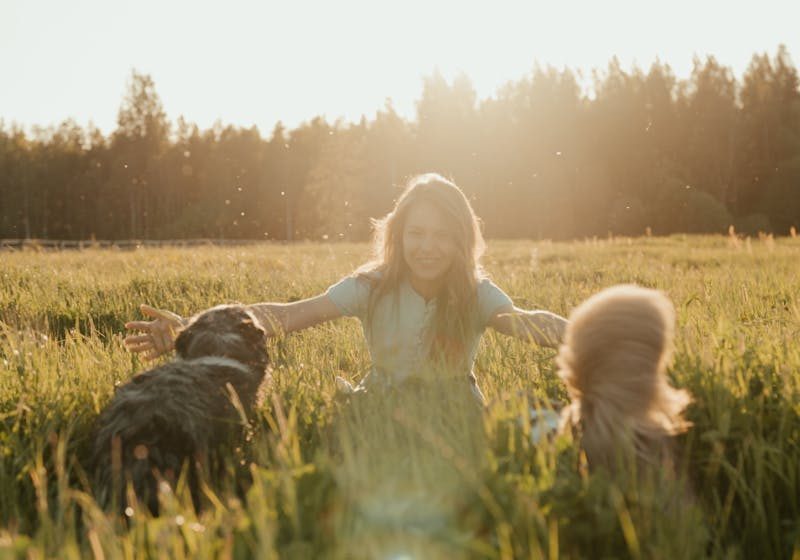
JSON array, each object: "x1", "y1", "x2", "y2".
[
  {"x1": 349, "y1": 262, "x2": 385, "y2": 285},
  {"x1": 474, "y1": 270, "x2": 508, "y2": 291},
  {"x1": 326, "y1": 268, "x2": 383, "y2": 318},
  {"x1": 354, "y1": 268, "x2": 383, "y2": 285},
  {"x1": 475, "y1": 275, "x2": 513, "y2": 306},
  {"x1": 472, "y1": 275, "x2": 514, "y2": 326},
  {"x1": 476, "y1": 275, "x2": 501, "y2": 290}
]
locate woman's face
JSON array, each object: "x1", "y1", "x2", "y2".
[{"x1": 402, "y1": 201, "x2": 457, "y2": 284}]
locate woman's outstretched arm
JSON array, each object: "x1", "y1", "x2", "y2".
[
  {"x1": 124, "y1": 294, "x2": 342, "y2": 360},
  {"x1": 488, "y1": 304, "x2": 568, "y2": 348},
  {"x1": 247, "y1": 295, "x2": 342, "y2": 338}
]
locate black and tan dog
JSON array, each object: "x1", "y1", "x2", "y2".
[{"x1": 92, "y1": 304, "x2": 270, "y2": 514}]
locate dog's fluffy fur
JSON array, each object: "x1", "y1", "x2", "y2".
[
  {"x1": 557, "y1": 285, "x2": 692, "y2": 473},
  {"x1": 92, "y1": 304, "x2": 270, "y2": 514}
]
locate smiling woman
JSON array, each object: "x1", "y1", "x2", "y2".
[
  {"x1": 125, "y1": 172, "x2": 568, "y2": 402},
  {"x1": 402, "y1": 202, "x2": 457, "y2": 294}
]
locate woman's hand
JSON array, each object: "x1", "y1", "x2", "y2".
[{"x1": 124, "y1": 304, "x2": 187, "y2": 360}]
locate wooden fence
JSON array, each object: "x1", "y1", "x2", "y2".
[{"x1": 0, "y1": 239, "x2": 272, "y2": 251}]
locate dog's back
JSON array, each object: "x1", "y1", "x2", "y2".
[{"x1": 93, "y1": 305, "x2": 270, "y2": 514}]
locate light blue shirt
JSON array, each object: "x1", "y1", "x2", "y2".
[{"x1": 326, "y1": 273, "x2": 513, "y2": 392}]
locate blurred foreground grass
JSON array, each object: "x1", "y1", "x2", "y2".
[{"x1": 1, "y1": 236, "x2": 799, "y2": 558}]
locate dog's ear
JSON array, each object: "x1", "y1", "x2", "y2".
[
  {"x1": 235, "y1": 315, "x2": 270, "y2": 367},
  {"x1": 174, "y1": 326, "x2": 193, "y2": 358},
  {"x1": 237, "y1": 316, "x2": 266, "y2": 343}
]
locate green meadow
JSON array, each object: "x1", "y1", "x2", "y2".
[{"x1": 1, "y1": 236, "x2": 798, "y2": 559}]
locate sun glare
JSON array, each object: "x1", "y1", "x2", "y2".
[{"x1": 2, "y1": 0, "x2": 798, "y2": 132}]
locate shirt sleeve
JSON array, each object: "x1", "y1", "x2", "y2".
[
  {"x1": 477, "y1": 279, "x2": 514, "y2": 327},
  {"x1": 325, "y1": 275, "x2": 371, "y2": 319}
]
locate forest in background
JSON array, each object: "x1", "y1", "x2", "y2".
[{"x1": 1, "y1": 46, "x2": 799, "y2": 241}]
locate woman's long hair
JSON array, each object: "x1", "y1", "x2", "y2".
[
  {"x1": 557, "y1": 285, "x2": 692, "y2": 473},
  {"x1": 357, "y1": 173, "x2": 486, "y2": 370}
]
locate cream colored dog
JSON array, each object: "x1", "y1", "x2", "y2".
[{"x1": 556, "y1": 285, "x2": 692, "y2": 473}]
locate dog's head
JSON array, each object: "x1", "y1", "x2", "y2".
[
  {"x1": 557, "y1": 285, "x2": 691, "y2": 471},
  {"x1": 557, "y1": 284, "x2": 675, "y2": 410},
  {"x1": 175, "y1": 304, "x2": 269, "y2": 368}
]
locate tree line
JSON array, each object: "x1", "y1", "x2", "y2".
[{"x1": 1, "y1": 46, "x2": 798, "y2": 241}]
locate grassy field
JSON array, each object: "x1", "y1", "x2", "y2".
[{"x1": 1, "y1": 236, "x2": 799, "y2": 559}]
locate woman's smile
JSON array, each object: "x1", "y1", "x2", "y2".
[{"x1": 402, "y1": 201, "x2": 457, "y2": 296}]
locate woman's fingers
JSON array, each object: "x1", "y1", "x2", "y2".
[
  {"x1": 124, "y1": 320, "x2": 153, "y2": 332},
  {"x1": 124, "y1": 334, "x2": 151, "y2": 345},
  {"x1": 140, "y1": 304, "x2": 184, "y2": 326},
  {"x1": 124, "y1": 304, "x2": 184, "y2": 359},
  {"x1": 126, "y1": 341, "x2": 153, "y2": 353},
  {"x1": 139, "y1": 303, "x2": 167, "y2": 319},
  {"x1": 127, "y1": 336, "x2": 166, "y2": 360},
  {"x1": 123, "y1": 334, "x2": 153, "y2": 348}
]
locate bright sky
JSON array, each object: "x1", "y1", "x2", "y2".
[{"x1": 2, "y1": 0, "x2": 799, "y2": 136}]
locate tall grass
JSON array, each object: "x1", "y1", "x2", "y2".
[{"x1": 1, "y1": 236, "x2": 798, "y2": 558}]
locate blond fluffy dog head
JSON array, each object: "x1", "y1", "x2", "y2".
[{"x1": 557, "y1": 285, "x2": 692, "y2": 472}]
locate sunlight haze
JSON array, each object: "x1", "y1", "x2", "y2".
[{"x1": 3, "y1": 0, "x2": 799, "y2": 134}]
